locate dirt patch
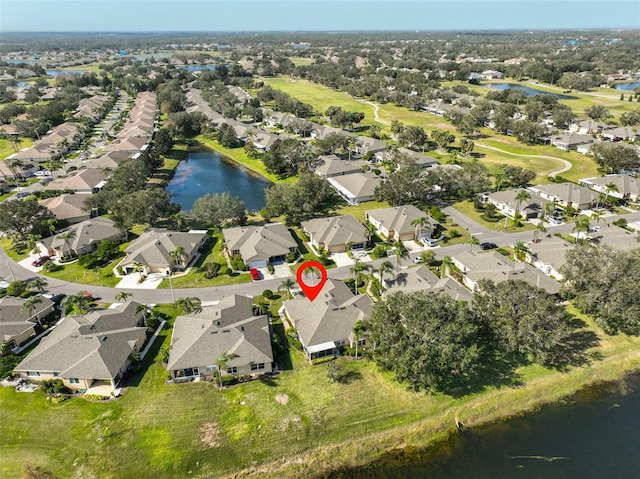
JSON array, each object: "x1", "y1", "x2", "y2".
[
  {"x1": 275, "y1": 393, "x2": 289, "y2": 405},
  {"x1": 200, "y1": 422, "x2": 221, "y2": 449}
]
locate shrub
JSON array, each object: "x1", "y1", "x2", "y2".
[
  {"x1": 0, "y1": 353, "x2": 21, "y2": 379},
  {"x1": 5, "y1": 280, "x2": 26, "y2": 297},
  {"x1": 481, "y1": 214, "x2": 501, "y2": 223},
  {"x1": 371, "y1": 244, "x2": 389, "y2": 259},
  {"x1": 262, "y1": 289, "x2": 274, "y2": 299},
  {"x1": 613, "y1": 218, "x2": 628, "y2": 228},
  {"x1": 219, "y1": 266, "x2": 231, "y2": 276},
  {"x1": 285, "y1": 250, "x2": 298, "y2": 263},
  {"x1": 202, "y1": 262, "x2": 220, "y2": 279},
  {"x1": 372, "y1": 168, "x2": 381, "y2": 175},
  {"x1": 311, "y1": 356, "x2": 336, "y2": 366},
  {"x1": 447, "y1": 229, "x2": 462, "y2": 239},
  {"x1": 267, "y1": 264, "x2": 275, "y2": 274},
  {"x1": 77, "y1": 253, "x2": 98, "y2": 269},
  {"x1": 41, "y1": 378, "x2": 69, "y2": 395},
  {"x1": 429, "y1": 205, "x2": 447, "y2": 223}
]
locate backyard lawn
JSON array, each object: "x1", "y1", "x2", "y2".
[{"x1": 2, "y1": 303, "x2": 640, "y2": 479}]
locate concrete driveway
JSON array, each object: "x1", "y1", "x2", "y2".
[{"x1": 115, "y1": 272, "x2": 164, "y2": 289}]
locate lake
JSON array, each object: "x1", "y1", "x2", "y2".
[
  {"x1": 165, "y1": 149, "x2": 271, "y2": 213},
  {"x1": 486, "y1": 83, "x2": 576, "y2": 100},
  {"x1": 46, "y1": 69, "x2": 85, "y2": 77},
  {"x1": 344, "y1": 373, "x2": 640, "y2": 479},
  {"x1": 615, "y1": 81, "x2": 640, "y2": 91}
]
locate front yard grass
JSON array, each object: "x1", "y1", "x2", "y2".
[
  {"x1": 453, "y1": 199, "x2": 535, "y2": 233},
  {"x1": 43, "y1": 254, "x2": 123, "y2": 287}
]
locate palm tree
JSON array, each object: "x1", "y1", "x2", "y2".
[
  {"x1": 172, "y1": 212, "x2": 188, "y2": 232},
  {"x1": 132, "y1": 261, "x2": 144, "y2": 281},
  {"x1": 352, "y1": 320, "x2": 368, "y2": 359},
  {"x1": 572, "y1": 216, "x2": 591, "y2": 243},
  {"x1": 9, "y1": 159, "x2": 25, "y2": 182},
  {"x1": 216, "y1": 351, "x2": 240, "y2": 389},
  {"x1": 410, "y1": 216, "x2": 430, "y2": 241},
  {"x1": 440, "y1": 255, "x2": 453, "y2": 278},
  {"x1": 22, "y1": 296, "x2": 43, "y2": 326},
  {"x1": 590, "y1": 211, "x2": 604, "y2": 230},
  {"x1": 494, "y1": 170, "x2": 506, "y2": 191},
  {"x1": 363, "y1": 222, "x2": 377, "y2": 247},
  {"x1": 115, "y1": 291, "x2": 133, "y2": 302},
  {"x1": 513, "y1": 241, "x2": 529, "y2": 262},
  {"x1": 169, "y1": 246, "x2": 185, "y2": 272},
  {"x1": 514, "y1": 189, "x2": 531, "y2": 217},
  {"x1": 533, "y1": 222, "x2": 547, "y2": 242},
  {"x1": 350, "y1": 258, "x2": 371, "y2": 295},
  {"x1": 393, "y1": 240, "x2": 409, "y2": 266},
  {"x1": 604, "y1": 181, "x2": 619, "y2": 206},
  {"x1": 135, "y1": 303, "x2": 148, "y2": 320},
  {"x1": 60, "y1": 230, "x2": 77, "y2": 259},
  {"x1": 545, "y1": 200, "x2": 558, "y2": 218},
  {"x1": 377, "y1": 260, "x2": 394, "y2": 288},
  {"x1": 27, "y1": 277, "x2": 48, "y2": 294},
  {"x1": 45, "y1": 218, "x2": 58, "y2": 236},
  {"x1": 175, "y1": 297, "x2": 201, "y2": 314},
  {"x1": 279, "y1": 278, "x2": 295, "y2": 300},
  {"x1": 303, "y1": 265, "x2": 321, "y2": 287},
  {"x1": 467, "y1": 235, "x2": 480, "y2": 252}
]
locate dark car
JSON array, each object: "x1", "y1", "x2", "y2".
[
  {"x1": 481, "y1": 242, "x2": 498, "y2": 250},
  {"x1": 31, "y1": 256, "x2": 50, "y2": 267},
  {"x1": 49, "y1": 293, "x2": 67, "y2": 305}
]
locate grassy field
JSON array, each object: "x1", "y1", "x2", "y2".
[
  {"x1": 0, "y1": 138, "x2": 34, "y2": 161},
  {"x1": 453, "y1": 199, "x2": 535, "y2": 233},
  {"x1": 42, "y1": 255, "x2": 123, "y2": 288},
  {"x1": 2, "y1": 302, "x2": 640, "y2": 479}
]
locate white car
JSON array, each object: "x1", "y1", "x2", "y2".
[{"x1": 412, "y1": 257, "x2": 423, "y2": 264}]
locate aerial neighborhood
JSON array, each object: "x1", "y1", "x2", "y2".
[{"x1": 0, "y1": 27, "x2": 639, "y2": 479}]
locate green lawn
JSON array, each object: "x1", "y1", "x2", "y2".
[
  {"x1": 0, "y1": 138, "x2": 33, "y2": 161},
  {"x1": 42, "y1": 255, "x2": 123, "y2": 287},
  {"x1": 453, "y1": 199, "x2": 535, "y2": 233},
  {"x1": 2, "y1": 302, "x2": 640, "y2": 479}
]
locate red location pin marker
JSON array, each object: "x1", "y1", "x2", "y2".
[{"x1": 296, "y1": 260, "x2": 328, "y2": 302}]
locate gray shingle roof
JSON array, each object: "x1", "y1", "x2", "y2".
[
  {"x1": 40, "y1": 217, "x2": 121, "y2": 253},
  {"x1": 529, "y1": 182, "x2": 598, "y2": 206},
  {"x1": 284, "y1": 280, "x2": 372, "y2": 350},
  {"x1": 43, "y1": 168, "x2": 109, "y2": 192},
  {"x1": 314, "y1": 157, "x2": 363, "y2": 177},
  {"x1": 39, "y1": 194, "x2": 89, "y2": 221},
  {"x1": 365, "y1": 204, "x2": 435, "y2": 237},
  {"x1": 384, "y1": 266, "x2": 473, "y2": 304},
  {"x1": 222, "y1": 223, "x2": 297, "y2": 264},
  {"x1": 15, "y1": 302, "x2": 146, "y2": 381},
  {"x1": 328, "y1": 172, "x2": 382, "y2": 199},
  {"x1": 301, "y1": 215, "x2": 366, "y2": 250},
  {"x1": 0, "y1": 296, "x2": 54, "y2": 341},
  {"x1": 167, "y1": 295, "x2": 273, "y2": 371},
  {"x1": 122, "y1": 229, "x2": 207, "y2": 269}
]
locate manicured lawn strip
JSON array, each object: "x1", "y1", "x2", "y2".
[
  {"x1": 2, "y1": 302, "x2": 640, "y2": 479},
  {"x1": 0, "y1": 192, "x2": 13, "y2": 202},
  {"x1": 197, "y1": 134, "x2": 293, "y2": 184},
  {"x1": 42, "y1": 256, "x2": 123, "y2": 287},
  {"x1": 0, "y1": 138, "x2": 34, "y2": 161},
  {"x1": 148, "y1": 143, "x2": 187, "y2": 186},
  {"x1": 333, "y1": 199, "x2": 391, "y2": 223},
  {"x1": 0, "y1": 237, "x2": 29, "y2": 261}
]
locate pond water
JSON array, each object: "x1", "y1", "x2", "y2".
[
  {"x1": 486, "y1": 83, "x2": 576, "y2": 100},
  {"x1": 344, "y1": 373, "x2": 640, "y2": 479},
  {"x1": 615, "y1": 81, "x2": 640, "y2": 91},
  {"x1": 165, "y1": 149, "x2": 271, "y2": 213},
  {"x1": 45, "y1": 69, "x2": 85, "y2": 77},
  {"x1": 180, "y1": 65, "x2": 218, "y2": 72}
]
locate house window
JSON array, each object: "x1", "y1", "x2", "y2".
[
  {"x1": 250, "y1": 363, "x2": 265, "y2": 371},
  {"x1": 69, "y1": 378, "x2": 80, "y2": 384},
  {"x1": 206, "y1": 365, "x2": 216, "y2": 372},
  {"x1": 9, "y1": 340, "x2": 16, "y2": 350},
  {"x1": 27, "y1": 371, "x2": 40, "y2": 377},
  {"x1": 53, "y1": 372, "x2": 59, "y2": 377},
  {"x1": 335, "y1": 339, "x2": 345, "y2": 347},
  {"x1": 227, "y1": 367, "x2": 238, "y2": 374},
  {"x1": 358, "y1": 339, "x2": 366, "y2": 346}
]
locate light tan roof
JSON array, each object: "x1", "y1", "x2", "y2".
[
  {"x1": 365, "y1": 204, "x2": 434, "y2": 237},
  {"x1": 328, "y1": 172, "x2": 382, "y2": 199},
  {"x1": 39, "y1": 194, "x2": 89, "y2": 220},
  {"x1": 301, "y1": 215, "x2": 366, "y2": 249},
  {"x1": 223, "y1": 223, "x2": 297, "y2": 264},
  {"x1": 122, "y1": 229, "x2": 207, "y2": 269},
  {"x1": 43, "y1": 168, "x2": 109, "y2": 192}
]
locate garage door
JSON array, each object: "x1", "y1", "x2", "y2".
[{"x1": 249, "y1": 260, "x2": 268, "y2": 269}]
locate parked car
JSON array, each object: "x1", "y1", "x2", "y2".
[
  {"x1": 481, "y1": 242, "x2": 498, "y2": 250},
  {"x1": 250, "y1": 268, "x2": 261, "y2": 280},
  {"x1": 31, "y1": 256, "x2": 50, "y2": 267},
  {"x1": 412, "y1": 256, "x2": 423, "y2": 264},
  {"x1": 83, "y1": 291, "x2": 100, "y2": 301}
]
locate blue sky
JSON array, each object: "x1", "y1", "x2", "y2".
[{"x1": 1, "y1": 0, "x2": 638, "y2": 32}]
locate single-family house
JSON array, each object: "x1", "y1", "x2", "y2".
[
  {"x1": 327, "y1": 172, "x2": 382, "y2": 205},
  {"x1": 14, "y1": 301, "x2": 148, "y2": 394},
  {"x1": 579, "y1": 174, "x2": 640, "y2": 202},
  {"x1": 589, "y1": 226, "x2": 640, "y2": 252},
  {"x1": 120, "y1": 229, "x2": 208, "y2": 275},
  {"x1": 301, "y1": 215, "x2": 367, "y2": 253},
  {"x1": 480, "y1": 70, "x2": 504, "y2": 80},
  {"x1": 393, "y1": 148, "x2": 439, "y2": 168},
  {"x1": 101, "y1": 137, "x2": 149, "y2": 155},
  {"x1": 451, "y1": 251, "x2": 562, "y2": 294},
  {"x1": 223, "y1": 223, "x2": 297, "y2": 269},
  {"x1": 0, "y1": 296, "x2": 55, "y2": 352},
  {"x1": 283, "y1": 279, "x2": 373, "y2": 361},
  {"x1": 9, "y1": 144, "x2": 57, "y2": 163},
  {"x1": 0, "y1": 160, "x2": 38, "y2": 181},
  {"x1": 39, "y1": 194, "x2": 96, "y2": 224},
  {"x1": 314, "y1": 156, "x2": 363, "y2": 178},
  {"x1": 37, "y1": 217, "x2": 123, "y2": 258},
  {"x1": 527, "y1": 183, "x2": 598, "y2": 211},
  {"x1": 251, "y1": 130, "x2": 280, "y2": 151},
  {"x1": 87, "y1": 150, "x2": 135, "y2": 170},
  {"x1": 355, "y1": 136, "x2": 387, "y2": 156},
  {"x1": 601, "y1": 126, "x2": 639, "y2": 142},
  {"x1": 525, "y1": 236, "x2": 574, "y2": 280},
  {"x1": 569, "y1": 119, "x2": 609, "y2": 135},
  {"x1": 310, "y1": 124, "x2": 345, "y2": 140},
  {"x1": 43, "y1": 168, "x2": 109, "y2": 194},
  {"x1": 383, "y1": 265, "x2": 473, "y2": 303},
  {"x1": 484, "y1": 188, "x2": 549, "y2": 219},
  {"x1": 365, "y1": 204, "x2": 436, "y2": 241},
  {"x1": 166, "y1": 294, "x2": 273, "y2": 382},
  {"x1": 551, "y1": 133, "x2": 596, "y2": 151}
]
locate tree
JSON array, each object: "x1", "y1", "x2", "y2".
[
  {"x1": 551, "y1": 104, "x2": 575, "y2": 129},
  {"x1": 135, "y1": 303, "x2": 148, "y2": 321},
  {"x1": 22, "y1": 296, "x2": 43, "y2": 326},
  {"x1": 460, "y1": 138, "x2": 474, "y2": 157},
  {"x1": 584, "y1": 105, "x2": 610, "y2": 120},
  {"x1": 619, "y1": 109, "x2": 640, "y2": 126},
  {"x1": 398, "y1": 125, "x2": 427, "y2": 150},
  {"x1": 152, "y1": 128, "x2": 174, "y2": 157},
  {"x1": 111, "y1": 189, "x2": 180, "y2": 228},
  {"x1": 514, "y1": 189, "x2": 530, "y2": 216},
  {"x1": 27, "y1": 277, "x2": 48, "y2": 294},
  {"x1": 61, "y1": 292, "x2": 91, "y2": 315},
  {"x1": 216, "y1": 351, "x2": 239, "y2": 389},
  {"x1": 474, "y1": 279, "x2": 570, "y2": 363},
  {"x1": 441, "y1": 255, "x2": 453, "y2": 278},
  {"x1": 431, "y1": 129, "x2": 455, "y2": 152},
  {"x1": 59, "y1": 230, "x2": 77, "y2": 259},
  {"x1": 468, "y1": 235, "x2": 480, "y2": 252},
  {"x1": 169, "y1": 246, "x2": 185, "y2": 271},
  {"x1": 263, "y1": 172, "x2": 333, "y2": 225},
  {"x1": 513, "y1": 241, "x2": 529, "y2": 262},
  {"x1": 560, "y1": 244, "x2": 640, "y2": 335},
  {"x1": 352, "y1": 320, "x2": 368, "y2": 359},
  {"x1": 393, "y1": 240, "x2": 409, "y2": 266},
  {"x1": 503, "y1": 165, "x2": 536, "y2": 188},
  {"x1": 374, "y1": 158, "x2": 438, "y2": 207},
  {"x1": 572, "y1": 216, "x2": 591, "y2": 243},
  {"x1": 279, "y1": 278, "x2": 295, "y2": 300},
  {"x1": 175, "y1": 297, "x2": 202, "y2": 314},
  {"x1": 366, "y1": 291, "x2": 481, "y2": 392},
  {"x1": 115, "y1": 291, "x2": 133, "y2": 302},
  {"x1": 350, "y1": 258, "x2": 371, "y2": 294},
  {"x1": 410, "y1": 216, "x2": 430, "y2": 241},
  {"x1": 0, "y1": 200, "x2": 54, "y2": 242},
  {"x1": 190, "y1": 192, "x2": 247, "y2": 229},
  {"x1": 533, "y1": 221, "x2": 547, "y2": 242},
  {"x1": 589, "y1": 143, "x2": 640, "y2": 175},
  {"x1": 377, "y1": 260, "x2": 394, "y2": 287}
]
